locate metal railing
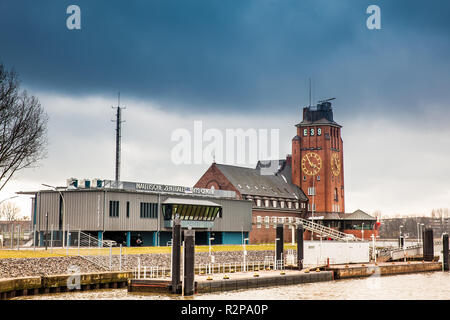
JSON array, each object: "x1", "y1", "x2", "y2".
[
  {"x1": 253, "y1": 216, "x2": 362, "y2": 241},
  {"x1": 133, "y1": 260, "x2": 283, "y2": 279}
]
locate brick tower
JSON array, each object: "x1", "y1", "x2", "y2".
[{"x1": 291, "y1": 99, "x2": 345, "y2": 216}]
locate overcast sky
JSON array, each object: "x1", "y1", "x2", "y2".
[{"x1": 1, "y1": 0, "x2": 449, "y2": 218}]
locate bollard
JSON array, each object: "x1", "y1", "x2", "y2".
[
  {"x1": 276, "y1": 224, "x2": 284, "y2": 267},
  {"x1": 297, "y1": 224, "x2": 304, "y2": 270},
  {"x1": 171, "y1": 218, "x2": 181, "y2": 294},
  {"x1": 423, "y1": 228, "x2": 434, "y2": 261},
  {"x1": 183, "y1": 229, "x2": 195, "y2": 296},
  {"x1": 443, "y1": 233, "x2": 449, "y2": 271}
]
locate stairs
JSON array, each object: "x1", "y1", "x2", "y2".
[
  {"x1": 254, "y1": 216, "x2": 362, "y2": 242},
  {"x1": 294, "y1": 217, "x2": 361, "y2": 241}
]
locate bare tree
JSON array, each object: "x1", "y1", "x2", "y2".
[
  {"x1": 0, "y1": 63, "x2": 48, "y2": 191},
  {"x1": 0, "y1": 201, "x2": 21, "y2": 221}
]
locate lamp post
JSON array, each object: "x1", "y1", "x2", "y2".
[
  {"x1": 417, "y1": 222, "x2": 420, "y2": 244},
  {"x1": 243, "y1": 237, "x2": 249, "y2": 272},
  {"x1": 208, "y1": 237, "x2": 214, "y2": 274},
  {"x1": 42, "y1": 184, "x2": 66, "y2": 248},
  {"x1": 274, "y1": 237, "x2": 280, "y2": 270},
  {"x1": 0, "y1": 195, "x2": 18, "y2": 205},
  {"x1": 362, "y1": 222, "x2": 365, "y2": 240}
]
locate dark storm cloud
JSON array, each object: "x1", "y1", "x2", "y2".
[{"x1": 0, "y1": 0, "x2": 449, "y2": 115}]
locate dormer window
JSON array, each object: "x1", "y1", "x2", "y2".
[{"x1": 272, "y1": 200, "x2": 277, "y2": 208}]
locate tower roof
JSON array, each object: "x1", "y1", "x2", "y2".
[{"x1": 296, "y1": 101, "x2": 341, "y2": 128}]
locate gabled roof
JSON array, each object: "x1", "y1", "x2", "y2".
[
  {"x1": 215, "y1": 163, "x2": 308, "y2": 201},
  {"x1": 343, "y1": 209, "x2": 376, "y2": 221}
]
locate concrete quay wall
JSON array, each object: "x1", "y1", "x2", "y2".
[{"x1": 0, "y1": 271, "x2": 132, "y2": 300}]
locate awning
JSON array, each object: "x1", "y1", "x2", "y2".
[
  {"x1": 163, "y1": 198, "x2": 221, "y2": 207},
  {"x1": 162, "y1": 198, "x2": 222, "y2": 224}
]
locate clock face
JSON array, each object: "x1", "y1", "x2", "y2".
[
  {"x1": 301, "y1": 152, "x2": 322, "y2": 176},
  {"x1": 331, "y1": 153, "x2": 341, "y2": 176}
]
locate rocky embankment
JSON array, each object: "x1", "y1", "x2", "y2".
[{"x1": 0, "y1": 250, "x2": 276, "y2": 279}]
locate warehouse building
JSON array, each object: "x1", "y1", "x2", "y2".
[{"x1": 20, "y1": 179, "x2": 253, "y2": 247}]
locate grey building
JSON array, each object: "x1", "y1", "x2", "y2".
[{"x1": 20, "y1": 179, "x2": 253, "y2": 247}]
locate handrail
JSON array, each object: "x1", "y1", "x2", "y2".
[{"x1": 253, "y1": 216, "x2": 362, "y2": 241}]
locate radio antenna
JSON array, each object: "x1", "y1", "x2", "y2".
[{"x1": 112, "y1": 92, "x2": 126, "y2": 183}]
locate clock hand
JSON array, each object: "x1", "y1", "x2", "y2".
[{"x1": 307, "y1": 155, "x2": 314, "y2": 167}]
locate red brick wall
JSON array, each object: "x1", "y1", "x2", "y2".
[
  {"x1": 292, "y1": 125, "x2": 345, "y2": 214},
  {"x1": 194, "y1": 163, "x2": 241, "y2": 199},
  {"x1": 250, "y1": 210, "x2": 304, "y2": 244}
]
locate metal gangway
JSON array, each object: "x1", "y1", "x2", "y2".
[
  {"x1": 295, "y1": 217, "x2": 361, "y2": 241},
  {"x1": 255, "y1": 216, "x2": 362, "y2": 242}
]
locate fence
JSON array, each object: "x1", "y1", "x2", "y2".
[{"x1": 133, "y1": 259, "x2": 286, "y2": 280}]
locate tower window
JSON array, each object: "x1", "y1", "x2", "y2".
[
  {"x1": 334, "y1": 188, "x2": 338, "y2": 201},
  {"x1": 303, "y1": 176, "x2": 306, "y2": 181},
  {"x1": 317, "y1": 175, "x2": 320, "y2": 181},
  {"x1": 308, "y1": 187, "x2": 316, "y2": 196}
]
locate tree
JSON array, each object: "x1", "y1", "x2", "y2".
[
  {"x1": 0, "y1": 201, "x2": 21, "y2": 221},
  {"x1": 0, "y1": 63, "x2": 48, "y2": 191}
]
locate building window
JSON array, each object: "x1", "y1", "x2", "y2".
[
  {"x1": 109, "y1": 201, "x2": 119, "y2": 218},
  {"x1": 308, "y1": 187, "x2": 316, "y2": 196},
  {"x1": 272, "y1": 200, "x2": 277, "y2": 208},
  {"x1": 126, "y1": 201, "x2": 130, "y2": 218},
  {"x1": 303, "y1": 176, "x2": 306, "y2": 181},
  {"x1": 265, "y1": 200, "x2": 270, "y2": 208},
  {"x1": 301, "y1": 202, "x2": 306, "y2": 209},
  {"x1": 256, "y1": 199, "x2": 262, "y2": 207},
  {"x1": 140, "y1": 202, "x2": 158, "y2": 219},
  {"x1": 280, "y1": 201, "x2": 285, "y2": 208},
  {"x1": 287, "y1": 201, "x2": 292, "y2": 209},
  {"x1": 317, "y1": 175, "x2": 320, "y2": 181},
  {"x1": 334, "y1": 188, "x2": 338, "y2": 201},
  {"x1": 295, "y1": 202, "x2": 299, "y2": 209}
]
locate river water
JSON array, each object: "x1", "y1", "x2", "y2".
[{"x1": 14, "y1": 271, "x2": 450, "y2": 300}]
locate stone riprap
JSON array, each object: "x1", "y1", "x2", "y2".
[{"x1": 0, "y1": 250, "x2": 277, "y2": 279}]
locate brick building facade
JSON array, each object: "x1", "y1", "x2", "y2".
[{"x1": 195, "y1": 100, "x2": 379, "y2": 243}]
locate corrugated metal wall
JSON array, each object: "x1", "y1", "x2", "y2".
[{"x1": 35, "y1": 190, "x2": 252, "y2": 233}]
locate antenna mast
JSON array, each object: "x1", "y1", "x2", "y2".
[
  {"x1": 309, "y1": 78, "x2": 312, "y2": 107},
  {"x1": 112, "y1": 92, "x2": 125, "y2": 183}
]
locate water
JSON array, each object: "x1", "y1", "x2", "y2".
[{"x1": 14, "y1": 271, "x2": 450, "y2": 300}]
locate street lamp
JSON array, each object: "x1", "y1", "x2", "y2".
[
  {"x1": 243, "y1": 238, "x2": 249, "y2": 272},
  {"x1": 42, "y1": 184, "x2": 66, "y2": 248},
  {"x1": 361, "y1": 222, "x2": 365, "y2": 240},
  {"x1": 208, "y1": 237, "x2": 214, "y2": 274},
  {"x1": 417, "y1": 222, "x2": 421, "y2": 244},
  {"x1": 274, "y1": 237, "x2": 280, "y2": 270},
  {"x1": 0, "y1": 195, "x2": 18, "y2": 205}
]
